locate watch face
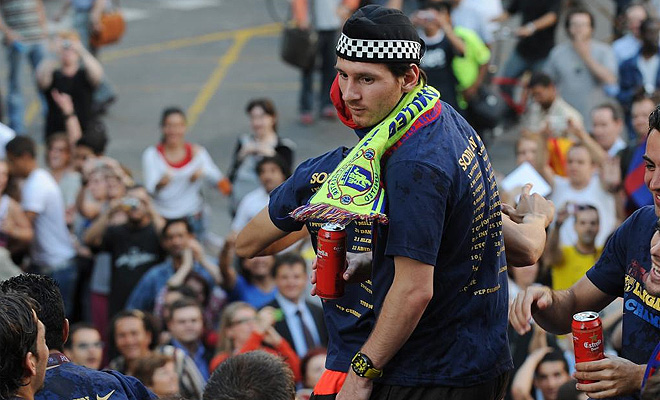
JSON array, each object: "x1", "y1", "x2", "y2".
[{"x1": 352, "y1": 354, "x2": 369, "y2": 376}]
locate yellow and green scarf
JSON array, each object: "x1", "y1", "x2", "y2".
[{"x1": 291, "y1": 83, "x2": 441, "y2": 225}]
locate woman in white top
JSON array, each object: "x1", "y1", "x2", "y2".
[
  {"x1": 143, "y1": 107, "x2": 230, "y2": 239},
  {"x1": 228, "y1": 98, "x2": 295, "y2": 214}
]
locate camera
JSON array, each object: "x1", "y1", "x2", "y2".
[{"x1": 121, "y1": 197, "x2": 141, "y2": 211}]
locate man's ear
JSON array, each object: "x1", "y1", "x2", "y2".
[
  {"x1": 63, "y1": 318, "x2": 70, "y2": 346},
  {"x1": 401, "y1": 64, "x2": 421, "y2": 93},
  {"x1": 24, "y1": 351, "x2": 37, "y2": 380}
]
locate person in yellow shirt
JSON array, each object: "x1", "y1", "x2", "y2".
[{"x1": 544, "y1": 203, "x2": 602, "y2": 290}]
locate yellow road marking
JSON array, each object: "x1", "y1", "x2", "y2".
[
  {"x1": 25, "y1": 99, "x2": 40, "y2": 126},
  {"x1": 101, "y1": 22, "x2": 281, "y2": 63},
  {"x1": 186, "y1": 31, "x2": 250, "y2": 130},
  {"x1": 27, "y1": 23, "x2": 282, "y2": 129}
]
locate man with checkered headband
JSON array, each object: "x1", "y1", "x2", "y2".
[
  {"x1": 236, "y1": 4, "x2": 513, "y2": 400},
  {"x1": 310, "y1": 5, "x2": 510, "y2": 400}
]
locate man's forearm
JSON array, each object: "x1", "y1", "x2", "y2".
[
  {"x1": 361, "y1": 266, "x2": 432, "y2": 368},
  {"x1": 533, "y1": 289, "x2": 576, "y2": 334}
]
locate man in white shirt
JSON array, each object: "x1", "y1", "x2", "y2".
[
  {"x1": 5, "y1": 136, "x2": 76, "y2": 315},
  {"x1": 231, "y1": 156, "x2": 289, "y2": 233},
  {"x1": 591, "y1": 102, "x2": 627, "y2": 157}
]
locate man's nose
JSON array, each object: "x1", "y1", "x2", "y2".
[{"x1": 342, "y1": 80, "x2": 360, "y2": 102}]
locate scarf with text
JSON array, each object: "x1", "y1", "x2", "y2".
[{"x1": 291, "y1": 83, "x2": 441, "y2": 225}]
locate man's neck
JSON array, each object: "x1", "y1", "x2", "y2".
[
  {"x1": 172, "y1": 255, "x2": 183, "y2": 270},
  {"x1": 176, "y1": 338, "x2": 200, "y2": 356},
  {"x1": 127, "y1": 218, "x2": 149, "y2": 230},
  {"x1": 570, "y1": 178, "x2": 590, "y2": 190},
  {"x1": 575, "y1": 241, "x2": 596, "y2": 254},
  {"x1": 15, "y1": 388, "x2": 34, "y2": 400},
  {"x1": 252, "y1": 275, "x2": 273, "y2": 290}
]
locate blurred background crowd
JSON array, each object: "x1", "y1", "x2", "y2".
[{"x1": 0, "y1": 0, "x2": 659, "y2": 399}]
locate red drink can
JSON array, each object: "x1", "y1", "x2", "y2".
[
  {"x1": 316, "y1": 223, "x2": 347, "y2": 299},
  {"x1": 572, "y1": 311, "x2": 605, "y2": 384}
]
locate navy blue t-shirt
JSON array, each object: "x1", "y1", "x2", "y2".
[
  {"x1": 36, "y1": 361, "x2": 156, "y2": 400},
  {"x1": 587, "y1": 206, "x2": 660, "y2": 394},
  {"x1": 369, "y1": 101, "x2": 511, "y2": 387},
  {"x1": 269, "y1": 146, "x2": 375, "y2": 372}
]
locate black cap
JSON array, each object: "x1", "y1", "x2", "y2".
[{"x1": 336, "y1": 5, "x2": 425, "y2": 64}]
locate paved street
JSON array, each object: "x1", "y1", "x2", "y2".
[{"x1": 11, "y1": 0, "x2": 617, "y2": 239}]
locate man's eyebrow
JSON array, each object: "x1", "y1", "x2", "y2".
[{"x1": 643, "y1": 155, "x2": 654, "y2": 164}]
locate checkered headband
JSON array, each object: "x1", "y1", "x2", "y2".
[{"x1": 336, "y1": 33, "x2": 423, "y2": 63}]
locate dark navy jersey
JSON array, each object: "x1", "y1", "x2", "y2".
[
  {"x1": 269, "y1": 146, "x2": 375, "y2": 372},
  {"x1": 587, "y1": 206, "x2": 660, "y2": 400},
  {"x1": 36, "y1": 361, "x2": 156, "y2": 400},
  {"x1": 367, "y1": 101, "x2": 511, "y2": 387}
]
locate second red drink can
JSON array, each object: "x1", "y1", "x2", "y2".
[
  {"x1": 572, "y1": 311, "x2": 604, "y2": 384},
  {"x1": 316, "y1": 223, "x2": 347, "y2": 299}
]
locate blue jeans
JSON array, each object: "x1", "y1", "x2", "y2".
[
  {"x1": 6, "y1": 41, "x2": 46, "y2": 134},
  {"x1": 300, "y1": 30, "x2": 338, "y2": 113},
  {"x1": 73, "y1": 9, "x2": 117, "y2": 104},
  {"x1": 48, "y1": 259, "x2": 79, "y2": 318}
]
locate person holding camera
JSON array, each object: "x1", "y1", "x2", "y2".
[
  {"x1": 125, "y1": 218, "x2": 220, "y2": 314},
  {"x1": 36, "y1": 31, "x2": 104, "y2": 139},
  {"x1": 83, "y1": 185, "x2": 164, "y2": 319}
]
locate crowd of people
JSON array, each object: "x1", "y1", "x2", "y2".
[{"x1": 4, "y1": 1, "x2": 660, "y2": 400}]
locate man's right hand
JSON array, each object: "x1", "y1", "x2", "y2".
[
  {"x1": 310, "y1": 252, "x2": 372, "y2": 296},
  {"x1": 509, "y1": 285, "x2": 554, "y2": 335}
]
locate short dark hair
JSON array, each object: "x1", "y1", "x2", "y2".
[
  {"x1": 421, "y1": 0, "x2": 451, "y2": 13},
  {"x1": 641, "y1": 17, "x2": 660, "y2": 37},
  {"x1": 271, "y1": 252, "x2": 307, "y2": 278},
  {"x1": 6, "y1": 136, "x2": 36, "y2": 158},
  {"x1": 160, "y1": 107, "x2": 186, "y2": 127},
  {"x1": 64, "y1": 322, "x2": 99, "y2": 350},
  {"x1": 574, "y1": 203, "x2": 599, "y2": 223},
  {"x1": 203, "y1": 351, "x2": 295, "y2": 400},
  {"x1": 162, "y1": 218, "x2": 193, "y2": 238},
  {"x1": 0, "y1": 292, "x2": 40, "y2": 399},
  {"x1": 535, "y1": 349, "x2": 569, "y2": 377},
  {"x1": 649, "y1": 104, "x2": 660, "y2": 136},
  {"x1": 592, "y1": 102, "x2": 623, "y2": 122},
  {"x1": 246, "y1": 98, "x2": 278, "y2": 132},
  {"x1": 529, "y1": 72, "x2": 554, "y2": 88},
  {"x1": 167, "y1": 298, "x2": 202, "y2": 324},
  {"x1": 0, "y1": 274, "x2": 65, "y2": 351},
  {"x1": 256, "y1": 156, "x2": 291, "y2": 179},
  {"x1": 385, "y1": 62, "x2": 427, "y2": 85},
  {"x1": 76, "y1": 124, "x2": 108, "y2": 155},
  {"x1": 110, "y1": 310, "x2": 159, "y2": 351},
  {"x1": 565, "y1": 8, "x2": 595, "y2": 34}
]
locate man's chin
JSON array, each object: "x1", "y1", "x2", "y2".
[{"x1": 644, "y1": 274, "x2": 660, "y2": 297}]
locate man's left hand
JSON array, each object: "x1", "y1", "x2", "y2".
[
  {"x1": 501, "y1": 183, "x2": 554, "y2": 227},
  {"x1": 336, "y1": 371, "x2": 373, "y2": 400},
  {"x1": 574, "y1": 355, "x2": 645, "y2": 398}
]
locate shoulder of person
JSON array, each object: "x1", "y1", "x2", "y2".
[{"x1": 278, "y1": 137, "x2": 297, "y2": 150}]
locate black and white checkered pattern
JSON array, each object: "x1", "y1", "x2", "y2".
[{"x1": 336, "y1": 33, "x2": 422, "y2": 62}]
